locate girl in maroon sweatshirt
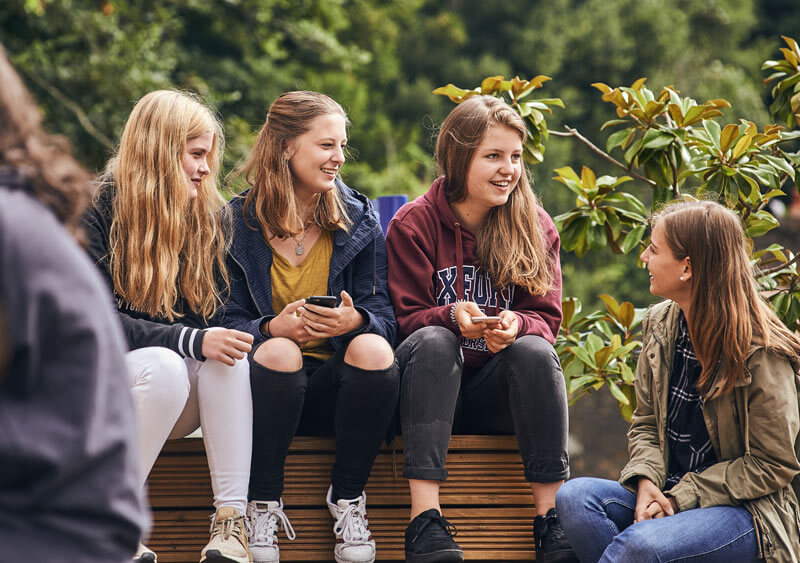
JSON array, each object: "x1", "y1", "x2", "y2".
[{"x1": 386, "y1": 96, "x2": 577, "y2": 563}]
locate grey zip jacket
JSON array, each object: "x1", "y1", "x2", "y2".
[{"x1": 0, "y1": 178, "x2": 147, "y2": 563}]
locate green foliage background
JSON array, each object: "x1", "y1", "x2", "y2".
[{"x1": 3, "y1": 0, "x2": 799, "y2": 311}]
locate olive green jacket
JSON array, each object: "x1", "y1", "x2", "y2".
[{"x1": 619, "y1": 300, "x2": 800, "y2": 562}]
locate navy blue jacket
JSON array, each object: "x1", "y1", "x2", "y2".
[{"x1": 221, "y1": 180, "x2": 396, "y2": 349}]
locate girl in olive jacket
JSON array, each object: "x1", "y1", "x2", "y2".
[{"x1": 556, "y1": 200, "x2": 800, "y2": 563}]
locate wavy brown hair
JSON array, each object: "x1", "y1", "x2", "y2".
[
  {"x1": 654, "y1": 200, "x2": 800, "y2": 398},
  {"x1": 436, "y1": 95, "x2": 554, "y2": 294},
  {"x1": 0, "y1": 44, "x2": 91, "y2": 238},
  {"x1": 104, "y1": 90, "x2": 228, "y2": 321},
  {"x1": 236, "y1": 91, "x2": 351, "y2": 239}
]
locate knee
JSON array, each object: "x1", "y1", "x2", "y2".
[
  {"x1": 127, "y1": 347, "x2": 190, "y2": 405},
  {"x1": 506, "y1": 335, "x2": 559, "y2": 365},
  {"x1": 252, "y1": 338, "x2": 302, "y2": 372},
  {"x1": 203, "y1": 354, "x2": 251, "y2": 381},
  {"x1": 404, "y1": 325, "x2": 461, "y2": 359},
  {"x1": 609, "y1": 526, "x2": 660, "y2": 561},
  {"x1": 344, "y1": 333, "x2": 395, "y2": 370},
  {"x1": 556, "y1": 477, "x2": 593, "y2": 512}
]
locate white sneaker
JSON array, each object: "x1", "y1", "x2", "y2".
[
  {"x1": 133, "y1": 543, "x2": 157, "y2": 563},
  {"x1": 326, "y1": 485, "x2": 376, "y2": 563},
  {"x1": 247, "y1": 499, "x2": 296, "y2": 563}
]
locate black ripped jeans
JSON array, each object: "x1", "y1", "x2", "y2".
[
  {"x1": 248, "y1": 342, "x2": 399, "y2": 501},
  {"x1": 396, "y1": 325, "x2": 569, "y2": 482}
]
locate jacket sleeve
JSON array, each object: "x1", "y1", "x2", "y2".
[
  {"x1": 511, "y1": 213, "x2": 562, "y2": 344},
  {"x1": 216, "y1": 253, "x2": 271, "y2": 343},
  {"x1": 386, "y1": 218, "x2": 459, "y2": 340},
  {"x1": 667, "y1": 349, "x2": 800, "y2": 511},
  {"x1": 619, "y1": 311, "x2": 667, "y2": 491},
  {"x1": 81, "y1": 202, "x2": 206, "y2": 360},
  {"x1": 331, "y1": 221, "x2": 397, "y2": 348}
]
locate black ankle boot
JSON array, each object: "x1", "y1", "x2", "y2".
[
  {"x1": 404, "y1": 508, "x2": 464, "y2": 563},
  {"x1": 533, "y1": 508, "x2": 579, "y2": 563}
]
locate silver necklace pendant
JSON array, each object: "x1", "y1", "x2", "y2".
[{"x1": 295, "y1": 243, "x2": 304, "y2": 255}]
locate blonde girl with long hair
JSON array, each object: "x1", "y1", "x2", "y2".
[
  {"x1": 386, "y1": 95, "x2": 577, "y2": 563},
  {"x1": 84, "y1": 90, "x2": 255, "y2": 563},
  {"x1": 556, "y1": 200, "x2": 800, "y2": 562},
  {"x1": 221, "y1": 91, "x2": 398, "y2": 563}
]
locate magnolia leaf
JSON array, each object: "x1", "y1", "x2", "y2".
[
  {"x1": 621, "y1": 224, "x2": 646, "y2": 254},
  {"x1": 719, "y1": 124, "x2": 739, "y2": 153},
  {"x1": 606, "y1": 380, "x2": 631, "y2": 406},
  {"x1": 581, "y1": 166, "x2": 597, "y2": 190},
  {"x1": 598, "y1": 294, "x2": 621, "y2": 318}
]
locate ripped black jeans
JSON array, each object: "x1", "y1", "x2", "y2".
[{"x1": 396, "y1": 325, "x2": 569, "y2": 482}]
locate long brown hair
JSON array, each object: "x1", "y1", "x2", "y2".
[
  {"x1": 654, "y1": 200, "x2": 800, "y2": 398},
  {"x1": 104, "y1": 90, "x2": 229, "y2": 321},
  {"x1": 236, "y1": 91, "x2": 351, "y2": 239},
  {"x1": 436, "y1": 95, "x2": 554, "y2": 294},
  {"x1": 0, "y1": 44, "x2": 91, "y2": 238}
]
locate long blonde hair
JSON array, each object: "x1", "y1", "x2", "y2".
[
  {"x1": 436, "y1": 95, "x2": 554, "y2": 294},
  {"x1": 654, "y1": 200, "x2": 800, "y2": 398},
  {"x1": 237, "y1": 91, "x2": 351, "y2": 238},
  {"x1": 105, "y1": 90, "x2": 228, "y2": 321}
]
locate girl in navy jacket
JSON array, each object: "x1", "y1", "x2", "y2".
[{"x1": 221, "y1": 91, "x2": 398, "y2": 563}]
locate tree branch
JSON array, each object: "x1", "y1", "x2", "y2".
[
  {"x1": 550, "y1": 126, "x2": 657, "y2": 187},
  {"x1": 757, "y1": 253, "x2": 799, "y2": 277},
  {"x1": 21, "y1": 69, "x2": 114, "y2": 148}
]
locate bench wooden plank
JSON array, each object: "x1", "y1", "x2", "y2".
[{"x1": 147, "y1": 436, "x2": 536, "y2": 562}]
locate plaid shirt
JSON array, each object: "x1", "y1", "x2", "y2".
[{"x1": 664, "y1": 312, "x2": 718, "y2": 489}]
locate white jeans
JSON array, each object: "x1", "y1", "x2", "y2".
[{"x1": 125, "y1": 343, "x2": 252, "y2": 514}]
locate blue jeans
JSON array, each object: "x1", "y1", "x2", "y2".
[{"x1": 556, "y1": 477, "x2": 759, "y2": 562}]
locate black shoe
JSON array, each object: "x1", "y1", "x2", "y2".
[
  {"x1": 404, "y1": 508, "x2": 464, "y2": 563},
  {"x1": 533, "y1": 508, "x2": 579, "y2": 563}
]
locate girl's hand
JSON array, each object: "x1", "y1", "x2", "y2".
[
  {"x1": 202, "y1": 328, "x2": 254, "y2": 366},
  {"x1": 454, "y1": 301, "x2": 486, "y2": 339},
  {"x1": 483, "y1": 310, "x2": 519, "y2": 354},
  {"x1": 299, "y1": 290, "x2": 364, "y2": 338},
  {"x1": 634, "y1": 477, "x2": 675, "y2": 522},
  {"x1": 267, "y1": 299, "x2": 314, "y2": 346}
]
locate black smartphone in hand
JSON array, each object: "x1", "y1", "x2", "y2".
[{"x1": 307, "y1": 295, "x2": 337, "y2": 308}]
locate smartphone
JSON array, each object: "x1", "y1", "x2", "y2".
[
  {"x1": 471, "y1": 315, "x2": 502, "y2": 323},
  {"x1": 307, "y1": 295, "x2": 337, "y2": 308}
]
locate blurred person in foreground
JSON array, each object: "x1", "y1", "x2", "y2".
[{"x1": 0, "y1": 43, "x2": 147, "y2": 562}]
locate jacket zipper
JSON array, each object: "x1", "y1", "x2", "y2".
[{"x1": 229, "y1": 252, "x2": 264, "y2": 317}]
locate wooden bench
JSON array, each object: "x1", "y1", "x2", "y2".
[{"x1": 147, "y1": 436, "x2": 536, "y2": 562}]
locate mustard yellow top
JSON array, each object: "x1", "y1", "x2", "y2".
[{"x1": 269, "y1": 230, "x2": 334, "y2": 360}]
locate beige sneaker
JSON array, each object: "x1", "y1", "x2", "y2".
[
  {"x1": 200, "y1": 506, "x2": 252, "y2": 563},
  {"x1": 133, "y1": 543, "x2": 157, "y2": 562}
]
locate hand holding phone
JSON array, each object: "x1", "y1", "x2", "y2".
[
  {"x1": 300, "y1": 291, "x2": 365, "y2": 338},
  {"x1": 471, "y1": 315, "x2": 502, "y2": 323},
  {"x1": 306, "y1": 295, "x2": 337, "y2": 308}
]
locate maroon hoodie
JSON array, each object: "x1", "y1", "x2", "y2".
[{"x1": 386, "y1": 176, "x2": 562, "y2": 369}]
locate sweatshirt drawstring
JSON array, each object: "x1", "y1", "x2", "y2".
[{"x1": 454, "y1": 222, "x2": 464, "y2": 300}]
